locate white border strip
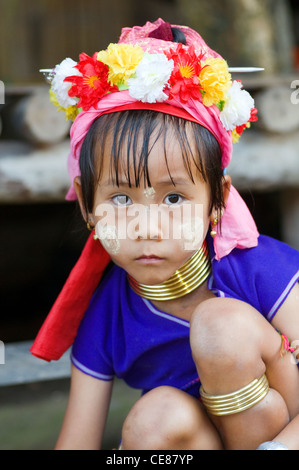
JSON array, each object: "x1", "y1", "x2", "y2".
[
  {"x1": 142, "y1": 298, "x2": 190, "y2": 328},
  {"x1": 267, "y1": 271, "x2": 299, "y2": 321},
  {"x1": 71, "y1": 353, "x2": 113, "y2": 381},
  {"x1": 207, "y1": 275, "x2": 226, "y2": 297}
]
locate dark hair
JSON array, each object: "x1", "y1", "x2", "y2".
[
  {"x1": 171, "y1": 27, "x2": 187, "y2": 45},
  {"x1": 79, "y1": 110, "x2": 225, "y2": 218}
]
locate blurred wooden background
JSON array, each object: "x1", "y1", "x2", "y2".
[{"x1": 0, "y1": 0, "x2": 298, "y2": 85}]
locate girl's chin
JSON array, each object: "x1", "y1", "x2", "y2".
[{"x1": 128, "y1": 267, "x2": 178, "y2": 286}]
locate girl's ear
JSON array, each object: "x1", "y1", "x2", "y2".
[
  {"x1": 210, "y1": 174, "x2": 232, "y2": 224},
  {"x1": 74, "y1": 176, "x2": 89, "y2": 222},
  {"x1": 222, "y1": 174, "x2": 231, "y2": 208}
]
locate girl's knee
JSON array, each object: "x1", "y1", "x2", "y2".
[
  {"x1": 121, "y1": 386, "x2": 221, "y2": 450},
  {"x1": 121, "y1": 386, "x2": 194, "y2": 449},
  {"x1": 190, "y1": 297, "x2": 263, "y2": 357},
  {"x1": 190, "y1": 298, "x2": 266, "y2": 386}
]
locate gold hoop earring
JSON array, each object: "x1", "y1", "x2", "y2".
[{"x1": 210, "y1": 217, "x2": 218, "y2": 238}]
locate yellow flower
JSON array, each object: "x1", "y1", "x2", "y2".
[
  {"x1": 199, "y1": 58, "x2": 232, "y2": 107},
  {"x1": 97, "y1": 43, "x2": 144, "y2": 86},
  {"x1": 49, "y1": 88, "x2": 61, "y2": 108},
  {"x1": 64, "y1": 105, "x2": 79, "y2": 121},
  {"x1": 231, "y1": 128, "x2": 241, "y2": 143},
  {"x1": 49, "y1": 88, "x2": 79, "y2": 121},
  {"x1": 231, "y1": 122, "x2": 251, "y2": 143}
]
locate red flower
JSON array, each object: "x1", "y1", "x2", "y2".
[
  {"x1": 166, "y1": 44, "x2": 204, "y2": 103},
  {"x1": 235, "y1": 107, "x2": 258, "y2": 137},
  {"x1": 64, "y1": 52, "x2": 118, "y2": 111},
  {"x1": 249, "y1": 107, "x2": 258, "y2": 123}
]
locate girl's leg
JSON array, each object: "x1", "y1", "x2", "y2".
[
  {"x1": 190, "y1": 297, "x2": 299, "y2": 450},
  {"x1": 121, "y1": 386, "x2": 223, "y2": 450}
]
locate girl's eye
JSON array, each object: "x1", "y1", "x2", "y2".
[
  {"x1": 164, "y1": 194, "x2": 184, "y2": 205},
  {"x1": 112, "y1": 194, "x2": 132, "y2": 206}
]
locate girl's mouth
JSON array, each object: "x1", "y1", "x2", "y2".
[{"x1": 136, "y1": 255, "x2": 164, "y2": 264}]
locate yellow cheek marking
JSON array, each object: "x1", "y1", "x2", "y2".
[{"x1": 95, "y1": 223, "x2": 120, "y2": 255}]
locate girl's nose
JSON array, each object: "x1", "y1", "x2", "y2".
[{"x1": 134, "y1": 205, "x2": 163, "y2": 241}]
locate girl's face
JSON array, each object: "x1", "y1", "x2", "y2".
[{"x1": 76, "y1": 126, "x2": 229, "y2": 285}]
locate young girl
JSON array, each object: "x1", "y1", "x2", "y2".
[{"x1": 32, "y1": 19, "x2": 299, "y2": 450}]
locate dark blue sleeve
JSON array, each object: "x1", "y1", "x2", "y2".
[{"x1": 210, "y1": 235, "x2": 299, "y2": 321}]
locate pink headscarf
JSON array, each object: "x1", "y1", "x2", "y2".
[{"x1": 65, "y1": 19, "x2": 258, "y2": 259}]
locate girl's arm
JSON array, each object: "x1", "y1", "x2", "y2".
[
  {"x1": 55, "y1": 364, "x2": 113, "y2": 450},
  {"x1": 270, "y1": 282, "x2": 299, "y2": 449}
]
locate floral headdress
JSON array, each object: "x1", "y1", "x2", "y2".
[{"x1": 47, "y1": 24, "x2": 257, "y2": 145}]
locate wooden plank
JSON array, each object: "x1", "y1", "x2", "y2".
[
  {"x1": 0, "y1": 341, "x2": 71, "y2": 387},
  {"x1": 3, "y1": 90, "x2": 71, "y2": 145},
  {"x1": 0, "y1": 140, "x2": 71, "y2": 203}
]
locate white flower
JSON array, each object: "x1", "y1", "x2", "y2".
[
  {"x1": 220, "y1": 80, "x2": 255, "y2": 131},
  {"x1": 128, "y1": 53, "x2": 174, "y2": 103},
  {"x1": 51, "y1": 58, "x2": 81, "y2": 108}
]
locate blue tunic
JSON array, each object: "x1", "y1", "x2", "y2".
[{"x1": 71, "y1": 235, "x2": 299, "y2": 398}]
